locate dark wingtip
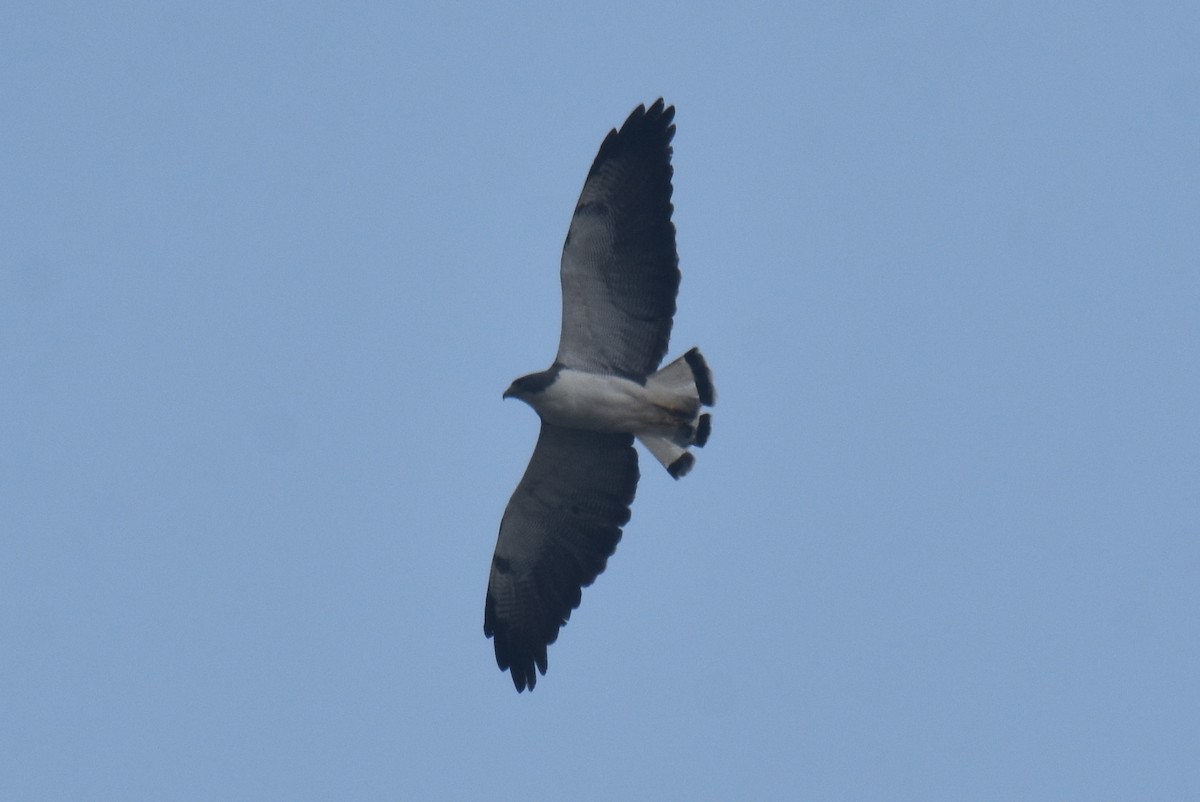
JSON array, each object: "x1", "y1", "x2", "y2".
[
  {"x1": 496, "y1": 637, "x2": 543, "y2": 693},
  {"x1": 624, "y1": 97, "x2": 674, "y2": 132},
  {"x1": 694, "y1": 414, "x2": 711, "y2": 448},
  {"x1": 683, "y1": 347, "x2": 716, "y2": 406},
  {"x1": 587, "y1": 99, "x2": 677, "y2": 183},
  {"x1": 484, "y1": 591, "x2": 544, "y2": 693},
  {"x1": 667, "y1": 451, "x2": 694, "y2": 479}
]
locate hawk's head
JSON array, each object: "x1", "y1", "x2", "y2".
[{"x1": 503, "y1": 364, "x2": 564, "y2": 401}]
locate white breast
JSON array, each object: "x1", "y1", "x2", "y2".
[{"x1": 527, "y1": 370, "x2": 663, "y2": 433}]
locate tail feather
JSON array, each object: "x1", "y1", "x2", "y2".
[
  {"x1": 637, "y1": 434, "x2": 694, "y2": 480},
  {"x1": 650, "y1": 348, "x2": 717, "y2": 408},
  {"x1": 668, "y1": 452, "x2": 695, "y2": 478},
  {"x1": 650, "y1": 350, "x2": 703, "y2": 395},
  {"x1": 640, "y1": 348, "x2": 715, "y2": 477},
  {"x1": 683, "y1": 347, "x2": 716, "y2": 406}
]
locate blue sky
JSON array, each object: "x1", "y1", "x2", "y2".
[{"x1": 2, "y1": 2, "x2": 1197, "y2": 799}]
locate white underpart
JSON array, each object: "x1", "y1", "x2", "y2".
[{"x1": 528, "y1": 368, "x2": 689, "y2": 436}]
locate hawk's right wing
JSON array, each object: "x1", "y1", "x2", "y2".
[{"x1": 484, "y1": 423, "x2": 639, "y2": 692}]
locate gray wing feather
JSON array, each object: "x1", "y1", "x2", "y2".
[
  {"x1": 484, "y1": 423, "x2": 639, "y2": 692},
  {"x1": 555, "y1": 99, "x2": 680, "y2": 381}
]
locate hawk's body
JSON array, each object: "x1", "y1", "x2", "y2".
[
  {"x1": 507, "y1": 367, "x2": 696, "y2": 435},
  {"x1": 485, "y1": 100, "x2": 715, "y2": 691}
]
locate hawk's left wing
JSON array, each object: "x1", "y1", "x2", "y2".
[{"x1": 484, "y1": 423, "x2": 639, "y2": 691}]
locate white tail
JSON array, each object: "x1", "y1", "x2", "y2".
[{"x1": 636, "y1": 347, "x2": 715, "y2": 479}]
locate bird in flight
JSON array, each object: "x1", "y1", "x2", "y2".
[{"x1": 484, "y1": 99, "x2": 716, "y2": 691}]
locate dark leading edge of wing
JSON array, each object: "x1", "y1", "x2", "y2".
[
  {"x1": 484, "y1": 424, "x2": 639, "y2": 691},
  {"x1": 556, "y1": 99, "x2": 680, "y2": 381}
]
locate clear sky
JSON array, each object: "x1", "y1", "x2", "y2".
[{"x1": 3, "y1": 2, "x2": 1197, "y2": 799}]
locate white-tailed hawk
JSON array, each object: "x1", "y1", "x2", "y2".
[{"x1": 485, "y1": 99, "x2": 715, "y2": 692}]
